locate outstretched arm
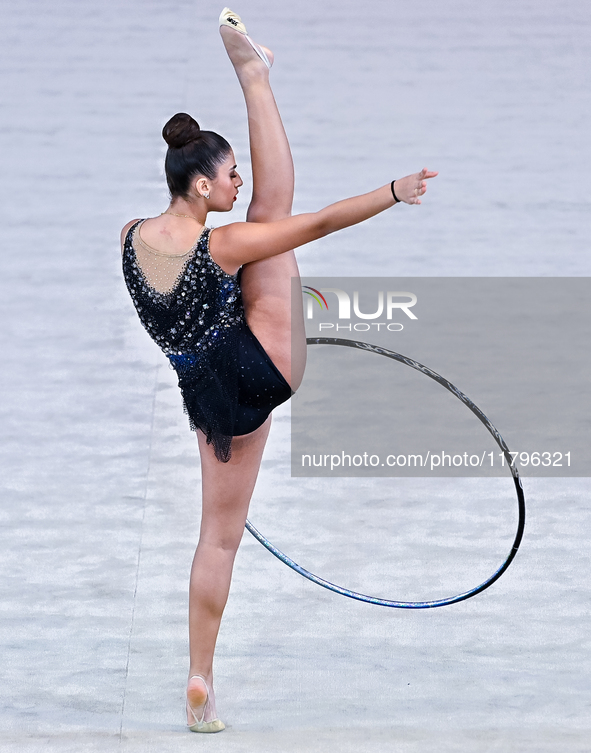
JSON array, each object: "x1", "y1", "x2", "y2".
[{"x1": 210, "y1": 169, "x2": 437, "y2": 274}]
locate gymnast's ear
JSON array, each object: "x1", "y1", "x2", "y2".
[{"x1": 192, "y1": 176, "x2": 211, "y2": 200}]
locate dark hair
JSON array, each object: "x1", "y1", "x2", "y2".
[{"x1": 162, "y1": 113, "x2": 232, "y2": 198}]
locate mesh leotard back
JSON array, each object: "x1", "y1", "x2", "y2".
[{"x1": 122, "y1": 220, "x2": 292, "y2": 461}]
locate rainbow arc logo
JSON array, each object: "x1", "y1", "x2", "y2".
[{"x1": 302, "y1": 286, "x2": 329, "y2": 311}]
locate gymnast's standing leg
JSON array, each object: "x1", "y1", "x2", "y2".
[{"x1": 186, "y1": 13, "x2": 304, "y2": 730}]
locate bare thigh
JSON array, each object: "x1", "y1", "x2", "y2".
[
  {"x1": 240, "y1": 250, "x2": 306, "y2": 392},
  {"x1": 196, "y1": 418, "x2": 272, "y2": 546}
]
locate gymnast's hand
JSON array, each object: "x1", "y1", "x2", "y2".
[{"x1": 393, "y1": 168, "x2": 438, "y2": 205}]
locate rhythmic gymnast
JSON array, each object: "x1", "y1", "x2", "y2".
[{"x1": 121, "y1": 7, "x2": 437, "y2": 733}]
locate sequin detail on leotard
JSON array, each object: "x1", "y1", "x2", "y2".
[{"x1": 122, "y1": 220, "x2": 292, "y2": 461}]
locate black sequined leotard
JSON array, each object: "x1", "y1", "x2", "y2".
[{"x1": 122, "y1": 220, "x2": 292, "y2": 461}]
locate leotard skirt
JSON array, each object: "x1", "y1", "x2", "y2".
[{"x1": 168, "y1": 322, "x2": 293, "y2": 457}]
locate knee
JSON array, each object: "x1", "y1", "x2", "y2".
[
  {"x1": 199, "y1": 530, "x2": 243, "y2": 557},
  {"x1": 246, "y1": 203, "x2": 291, "y2": 224}
]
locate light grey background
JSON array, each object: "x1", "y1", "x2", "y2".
[{"x1": 1, "y1": 0, "x2": 590, "y2": 751}]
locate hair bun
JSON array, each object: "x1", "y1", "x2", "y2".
[{"x1": 162, "y1": 113, "x2": 201, "y2": 149}]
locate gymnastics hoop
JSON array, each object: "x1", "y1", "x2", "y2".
[{"x1": 245, "y1": 337, "x2": 526, "y2": 609}]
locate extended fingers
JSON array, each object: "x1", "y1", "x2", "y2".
[
  {"x1": 415, "y1": 176, "x2": 434, "y2": 196},
  {"x1": 410, "y1": 180, "x2": 429, "y2": 204},
  {"x1": 396, "y1": 168, "x2": 437, "y2": 205}
]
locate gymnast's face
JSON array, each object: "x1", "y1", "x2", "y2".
[{"x1": 204, "y1": 151, "x2": 243, "y2": 212}]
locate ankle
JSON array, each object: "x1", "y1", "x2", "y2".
[
  {"x1": 236, "y1": 66, "x2": 270, "y2": 90},
  {"x1": 188, "y1": 669, "x2": 213, "y2": 685}
]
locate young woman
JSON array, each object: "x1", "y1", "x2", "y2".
[{"x1": 121, "y1": 8, "x2": 437, "y2": 733}]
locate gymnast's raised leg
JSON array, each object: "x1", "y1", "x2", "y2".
[{"x1": 219, "y1": 20, "x2": 306, "y2": 390}]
